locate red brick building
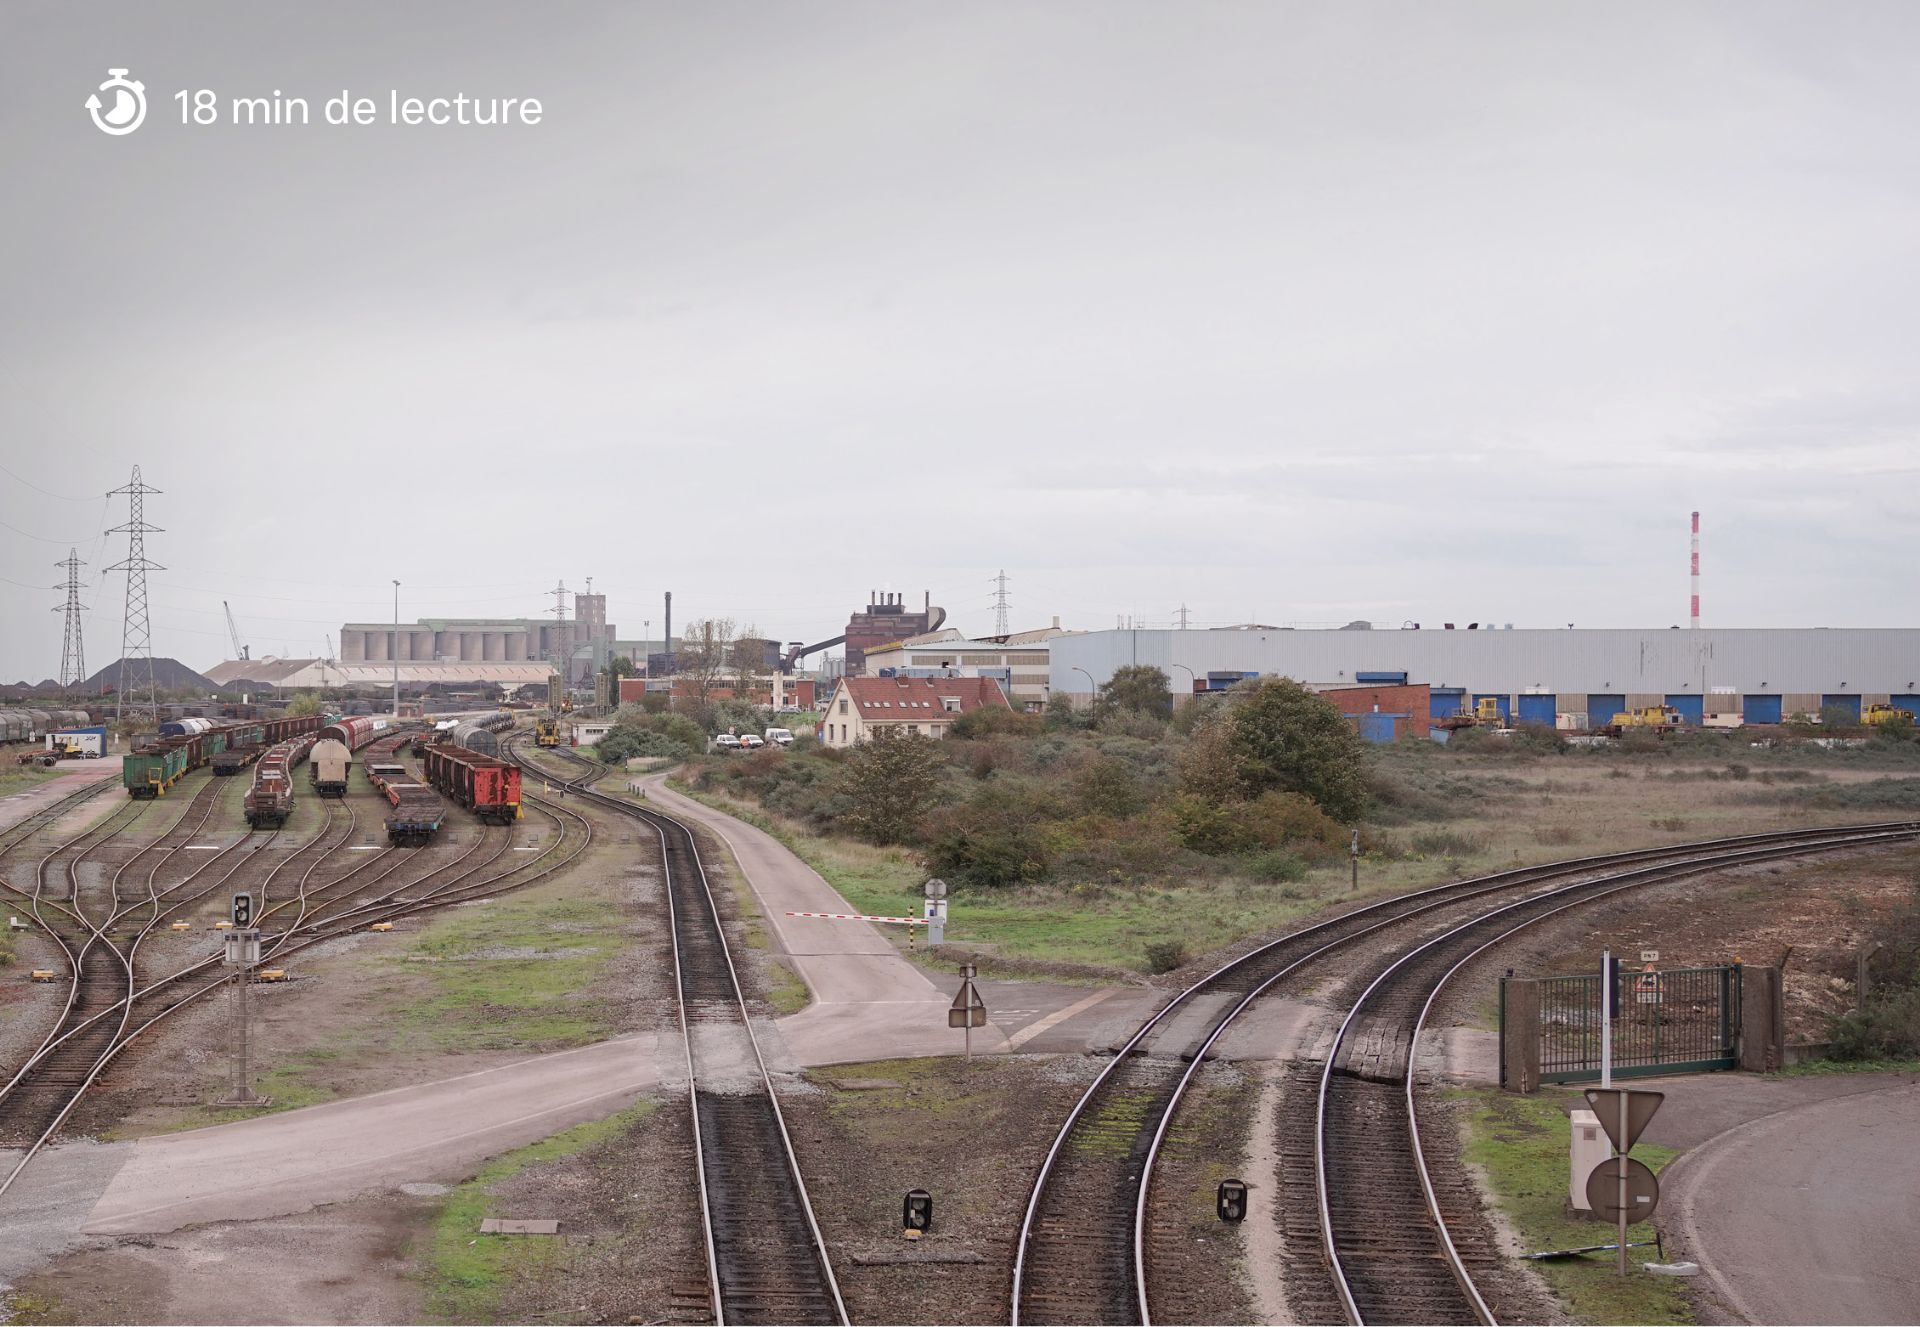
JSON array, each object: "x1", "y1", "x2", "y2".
[
  {"x1": 818, "y1": 675, "x2": 1010, "y2": 748},
  {"x1": 1317, "y1": 682, "x2": 1431, "y2": 741}
]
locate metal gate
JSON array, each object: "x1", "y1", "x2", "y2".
[{"x1": 1507, "y1": 964, "x2": 1742, "y2": 1083}]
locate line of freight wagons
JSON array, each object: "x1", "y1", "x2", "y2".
[{"x1": 124, "y1": 715, "x2": 328, "y2": 798}]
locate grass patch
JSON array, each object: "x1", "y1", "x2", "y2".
[
  {"x1": 112, "y1": 1055, "x2": 343, "y2": 1137},
  {"x1": 1458, "y1": 1089, "x2": 1689, "y2": 1325},
  {"x1": 762, "y1": 956, "x2": 810, "y2": 1016},
  {"x1": 395, "y1": 891, "x2": 622, "y2": 1050},
  {"x1": 1774, "y1": 1056, "x2": 1920, "y2": 1078},
  {"x1": 423, "y1": 1102, "x2": 656, "y2": 1323},
  {"x1": 0, "y1": 763, "x2": 65, "y2": 799}
]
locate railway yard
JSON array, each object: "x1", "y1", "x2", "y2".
[{"x1": 0, "y1": 705, "x2": 1912, "y2": 1327}]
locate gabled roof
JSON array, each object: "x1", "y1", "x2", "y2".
[{"x1": 831, "y1": 675, "x2": 1011, "y2": 718}]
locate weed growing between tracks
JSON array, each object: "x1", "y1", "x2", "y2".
[
  {"x1": 1455, "y1": 1089, "x2": 1690, "y2": 1326},
  {"x1": 422, "y1": 1101, "x2": 658, "y2": 1322}
]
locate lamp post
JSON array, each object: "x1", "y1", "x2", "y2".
[
  {"x1": 1071, "y1": 666, "x2": 1095, "y2": 711},
  {"x1": 1170, "y1": 662, "x2": 1196, "y2": 701},
  {"x1": 391, "y1": 580, "x2": 401, "y2": 719}
]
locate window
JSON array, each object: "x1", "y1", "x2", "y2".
[
  {"x1": 838, "y1": 698, "x2": 848, "y2": 714},
  {"x1": 941, "y1": 696, "x2": 962, "y2": 712}
]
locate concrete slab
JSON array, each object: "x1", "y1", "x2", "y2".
[
  {"x1": 81, "y1": 1033, "x2": 660, "y2": 1236},
  {"x1": 642, "y1": 778, "x2": 1008, "y2": 1063}
]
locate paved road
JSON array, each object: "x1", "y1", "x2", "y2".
[
  {"x1": 642, "y1": 776, "x2": 1013, "y2": 1063},
  {"x1": 1661, "y1": 1077, "x2": 1920, "y2": 1325},
  {"x1": 75, "y1": 1033, "x2": 660, "y2": 1236},
  {"x1": 0, "y1": 759, "x2": 122, "y2": 835}
]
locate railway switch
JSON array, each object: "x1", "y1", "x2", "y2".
[
  {"x1": 903, "y1": 1189, "x2": 933, "y2": 1233},
  {"x1": 1217, "y1": 1179, "x2": 1248, "y2": 1223}
]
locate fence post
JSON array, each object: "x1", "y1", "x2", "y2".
[
  {"x1": 1738, "y1": 965, "x2": 1784, "y2": 1072},
  {"x1": 1501, "y1": 977, "x2": 1541, "y2": 1094}
]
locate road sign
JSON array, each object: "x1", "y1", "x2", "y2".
[
  {"x1": 232, "y1": 891, "x2": 253, "y2": 927},
  {"x1": 948, "y1": 980, "x2": 987, "y2": 1029},
  {"x1": 1583, "y1": 1087, "x2": 1664, "y2": 1153},
  {"x1": 1584, "y1": 1155, "x2": 1660, "y2": 1223},
  {"x1": 1640, "y1": 949, "x2": 1660, "y2": 963},
  {"x1": 924, "y1": 877, "x2": 947, "y2": 900}
]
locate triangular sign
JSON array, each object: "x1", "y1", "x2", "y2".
[{"x1": 1583, "y1": 1087, "x2": 1664, "y2": 1153}]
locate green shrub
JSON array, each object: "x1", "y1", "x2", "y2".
[
  {"x1": 1143, "y1": 940, "x2": 1188, "y2": 974},
  {"x1": 1410, "y1": 829, "x2": 1488, "y2": 857},
  {"x1": 1243, "y1": 848, "x2": 1310, "y2": 883}
]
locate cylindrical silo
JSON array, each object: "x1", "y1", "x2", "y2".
[
  {"x1": 368, "y1": 631, "x2": 389, "y2": 662},
  {"x1": 484, "y1": 632, "x2": 505, "y2": 662}
]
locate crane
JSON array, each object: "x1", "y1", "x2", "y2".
[{"x1": 224, "y1": 600, "x2": 250, "y2": 660}]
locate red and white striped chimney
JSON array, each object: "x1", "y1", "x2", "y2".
[{"x1": 1690, "y1": 511, "x2": 1700, "y2": 628}]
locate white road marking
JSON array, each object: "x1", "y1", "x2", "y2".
[{"x1": 1005, "y1": 988, "x2": 1121, "y2": 1050}]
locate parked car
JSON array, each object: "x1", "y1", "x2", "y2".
[
  {"x1": 712, "y1": 734, "x2": 742, "y2": 752},
  {"x1": 739, "y1": 733, "x2": 767, "y2": 750},
  {"x1": 763, "y1": 727, "x2": 794, "y2": 747}
]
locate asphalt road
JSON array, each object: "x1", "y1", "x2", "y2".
[{"x1": 1662, "y1": 1077, "x2": 1920, "y2": 1325}]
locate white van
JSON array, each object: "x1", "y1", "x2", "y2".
[{"x1": 764, "y1": 727, "x2": 794, "y2": 747}]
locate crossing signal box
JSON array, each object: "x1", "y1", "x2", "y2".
[
  {"x1": 903, "y1": 1189, "x2": 933, "y2": 1233},
  {"x1": 1217, "y1": 1179, "x2": 1248, "y2": 1223}
]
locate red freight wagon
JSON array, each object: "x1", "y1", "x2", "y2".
[
  {"x1": 421, "y1": 744, "x2": 521, "y2": 825},
  {"x1": 317, "y1": 716, "x2": 390, "y2": 751}
]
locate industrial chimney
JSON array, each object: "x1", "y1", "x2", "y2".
[{"x1": 1690, "y1": 512, "x2": 1700, "y2": 629}]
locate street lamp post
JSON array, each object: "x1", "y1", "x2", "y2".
[
  {"x1": 1170, "y1": 662, "x2": 1196, "y2": 697},
  {"x1": 391, "y1": 580, "x2": 401, "y2": 719},
  {"x1": 1071, "y1": 666, "x2": 1095, "y2": 710}
]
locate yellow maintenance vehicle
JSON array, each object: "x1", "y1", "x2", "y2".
[
  {"x1": 1474, "y1": 697, "x2": 1504, "y2": 724},
  {"x1": 535, "y1": 716, "x2": 562, "y2": 748},
  {"x1": 1603, "y1": 705, "x2": 1683, "y2": 735},
  {"x1": 1864, "y1": 703, "x2": 1912, "y2": 727}
]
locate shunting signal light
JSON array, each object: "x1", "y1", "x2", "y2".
[
  {"x1": 1217, "y1": 1179, "x2": 1248, "y2": 1223},
  {"x1": 903, "y1": 1189, "x2": 933, "y2": 1234}
]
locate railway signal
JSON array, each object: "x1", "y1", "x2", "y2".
[
  {"x1": 231, "y1": 891, "x2": 253, "y2": 927},
  {"x1": 1217, "y1": 1179, "x2": 1248, "y2": 1223},
  {"x1": 903, "y1": 1189, "x2": 933, "y2": 1236}
]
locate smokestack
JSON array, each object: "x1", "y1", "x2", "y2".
[
  {"x1": 664, "y1": 590, "x2": 672, "y2": 665},
  {"x1": 1690, "y1": 512, "x2": 1700, "y2": 629}
]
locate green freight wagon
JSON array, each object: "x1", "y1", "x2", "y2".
[{"x1": 123, "y1": 745, "x2": 188, "y2": 798}]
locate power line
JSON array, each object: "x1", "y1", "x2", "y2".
[{"x1": 105, "y1": 465, "x2": 163, "y2": 721}]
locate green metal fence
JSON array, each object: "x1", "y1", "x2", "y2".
[{"x1": 1514, "y1": 964, "x2": 1742, "y2": 1083}]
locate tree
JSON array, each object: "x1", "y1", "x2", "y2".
[
  {"x1": 728, "y1": 623, "x2": 772, "y2": 707},
  {"x1": 1099, "y1": 664, "x2": 1173, "y2": 719},
  {"x1": 1227, "y1": 677, "x2": 1369, "y2": 822},
  {"x1": 840, "y1": 729, "x2": 946, "y2": 845},
  {"x1": 286, "y1": 691, "x2": 324, "y2": 716},
  {"x1": 675, "y1": 618, "x2": 736, "y2": 710}
]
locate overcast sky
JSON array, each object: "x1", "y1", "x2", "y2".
[{"x1": 3, "y1": 2, "x2": 1916, "y2": 680}]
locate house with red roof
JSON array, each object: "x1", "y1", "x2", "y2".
[{"x1": 817, "y1": 675, "x2": 1011, "y2": 748}]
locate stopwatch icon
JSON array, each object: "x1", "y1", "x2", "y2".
[{"x1": 86, "y1": 69, "x2": 147, "y2": 136}]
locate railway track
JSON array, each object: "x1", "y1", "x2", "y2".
[
  {"x1": 511, "y1": 740, "x2": 846, "y2": 1326},
  {"x1": 0, "y1": 739, "x2": 598, "y2": 1195},
  {"x1": 1011, "y1": 819, "x2": 1920, "y2": 1325}
]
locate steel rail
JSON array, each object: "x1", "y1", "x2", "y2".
[
  {"x1": 1313, "y1": 824, "x2": 1917, "y2": 1325},
  {"x1": 1011, "y1": 817, "x2": 1920, "y2": 1325},
  {"x1": 511, "y1": 740, "x2": 848, "y2": 1326}
]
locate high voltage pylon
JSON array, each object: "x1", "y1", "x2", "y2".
[
  {"x1": 53, "y1": 549, "x2": 88, "y2": 689},
  {"x1": 106, "y1": 466, "x2": 164, "y2": 721},
  {"x1": 548, "y1": 579, "x2": 572, "y2": 678},
  {"x1": 992, "y1": 569, "x2": 1011, "y2": 637}
]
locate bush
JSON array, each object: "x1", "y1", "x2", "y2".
[
  {"x1": 1143, "y1": 940, "x2": 1188, "y2": 974},
  {"x1": 1830, "y1": 987, "x2": 1920, "y2": 1060},
  {"x1": 1410, "y1": 829, "x2": 1487, "y2": 857},
  {"x1": 1243, "y1": 848, "x2": 1310, "y2": 883},
  {"x1": 949, "y1": 707, "x2": 1044, "y2": 740},
  {"x1": 1227, "y1": 677, "x2": 1369, "y2": 821}
]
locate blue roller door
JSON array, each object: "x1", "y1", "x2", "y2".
[
  {"x1": 1358, "y1": 713, "x2": 1400, "y2": 744},
  {"x1": 1821, "y1": 694, "x2": 1861, "y2": 721},
  {"x1": 1431, "y1": 689, "x2": 1465, "y2": 719},
  {"x1": 1664, "y1": 695, "x2": 1703, "y2": 725},
  {"x1": 1743, "y1": 694, "x2": 1782, "y2": 725},
  {"x1": 1516, "y1": 695, "x2": 1556, "y2": 726},
  {"x1": 1894, "y1": 695, "x2": 1920, "y2": 718},
  {"x1": 1587, "y1": 694, "x2": 1627, "y2": 728},
  {"x1": 1472, "y1": 694, "x2": 1511, "y2": 724}
]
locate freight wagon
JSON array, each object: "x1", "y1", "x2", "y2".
[
  {"x1": 421, "y1": 744, "x2": 521, "y2": 824},
  {"x1": 309, "y1": 738, "x2": 353, "y2": 797},
  {"x1": 123, "y1": 745, "x2": 190, "y2": 798},
  {"x1": 0, "y1": 708, "x2": 93, "y2": 746},
  {"x1": 244, "y1": 735, "x2": 317, "y2": 829},
  {"x1": 361, "y1": 734, "x2": 446, "y2": 845}
]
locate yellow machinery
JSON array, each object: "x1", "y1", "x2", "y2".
[
  {"x1": 535, "y1": 716, "x2": 562, "y2": 748},
  {"x1": 1864, "y1": 703, "x2": 1911, "y2": 727},
  {"x1": 1473, "y1": 697, "x2": 1504, "y2": 724},
  {"x1": 1611, "y1": 705, "x2": 1683, "y2": 731}
]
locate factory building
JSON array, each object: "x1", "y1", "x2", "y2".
[
  {"x1": 339, "y1": 598, "x2": 616, "y2": 685},
  {"x1": 1051, "y1": 627, "x2": 1920, "y2": 727},
  {"x1": 859, "y1": 623, "x2": 1072, "y2": 711}
]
